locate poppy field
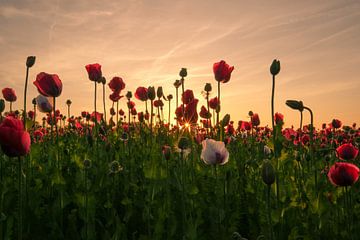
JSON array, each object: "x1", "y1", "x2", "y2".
[{"x1": 0, "y1": 57, "x2": 359, "y2": 240}]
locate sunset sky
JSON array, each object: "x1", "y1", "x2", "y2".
[{"x1": 0, "y1": 0, "x2": 359, "y2": 128}]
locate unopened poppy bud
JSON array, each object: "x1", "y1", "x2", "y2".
[
  {"x1": 32, "y1": 98, "x2": 37, "y2": 105},
  {"x1": 66, "y1": 99, "x2": 72, "y2": 106},
  {"x1": 222, "y1": 114, "x2": 230, "y2": 126},
  {"x1": 286, "y1": 100, "x2": 304, "y2": 111},
  {"x1": 0, "y1": 99, "x2": 4, "y2": 113},
  {"x1": 101, "y1": 77, "x2": 106, "y2": 85},
  {"x1": 262, "y1": 160, "x2": 275, "y2": 185},
  {"x1": 157, "y1": 86, "x2": 163, "y2": 98},
  {"x1": 126, "y1": 91, "x2": 132, "y2": 100},
  {"x1": 147, "y1": 86, "x2": 156, "y2": 100},
  {"x1": 179, "y1": 68, "x2": 187, "y2": 78},
  {"x1": 26, "y1": 56, "x2": 36, "y2": 68},
  {"x1": 178, "y1": 137, "x2": 190, "y2": 150},
  {"x1": 174, "y1": 80, "x2": 181, "y2": 88},
  {"x1": 270, "y1": 59, "x2": 281, "y2": 76},
  {"x1": 204, "y1": 83, "x2": 212, "y2": 92},
  {"x1": 248, "y1": 111, "x2": 253, "y2": 116}
]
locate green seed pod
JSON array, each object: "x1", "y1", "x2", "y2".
[
  {"x1": 286, "y1": 100, "x2": 304, "y2": 111},
  {"x1": 262, "y1": 160, "x2": 275, "y2": 185},
  {"x1": 204, "y1": 83, "x2": 212, "y2": 92},
  {"x1": 157, "y1": 86, "x2": 163, "y2": 99},
  {"x1": 147, "y1": 86, "x2": 156, "y2": 100},
  {"x1": 270, "y1": 59, "x2": 280, "y2": 76},
  {"x1": 179, "y1": 68, "x2": 187, "y2": 78},
  {"x1": 26, "y1": 56, "x2": 36, "y2": 68}
]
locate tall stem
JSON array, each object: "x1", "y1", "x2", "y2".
[
  {"x1": 94, "y1": 82, "x2": 97, "y2": 126},
  {"x1": 53, "y1": 97, "x2": 58, "y2": 140},
  {"x1": 271, "y1": 75, "x2": 275, "y2": 131},
  {"x1": 103, "y1": 84, "x2": 107, "y2": 125},
  {"x1": 181, "y1": 77, "x2": 185, "y2": 119},
  {"x1": 176, "y1": 88, "x2": 179, "y2": 127},
  {"x1": 10, "y1": 102, "x2": 13, "y2": 113},
  {"x1": 206, "y1": 92, "x2": 211, "y2": 133},
  {"x1": 116, "y1": 101, "x2": 119, "y2": 128},
  {"x1": 217, "y1": 81, "x2": 220, "y2": 126},
  {"x1": 150, "y1": 100, "x2": 154, "y2": 134},
  {"x1": 271, "y1": 74, "x2": 279, "y2": 205},
  {"x1": 299, "y1": 111, "x2": 303, "y2": 130},
  {"x1": 23, "y1": 67, "x2": 29, "y2": 129},
  {"x1": 67, "y1": 105, "x2": 70, "y2": 121},
  {"x1": 18, "y1": 156, "x2": 22, "y2": 240},
  {"x1": 33, "y1": 104, "x2": 36, "y2": 128},
  {"x1": 267, "y1": 185, "x2": 273, "y2": 240},
  {"x1": 304, "y1": 106, "x2": 316, "y2": 191},
  {"x1": 168, "y1": 100, "x2": 171, "y2": 125}
]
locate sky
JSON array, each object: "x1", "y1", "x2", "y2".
[{"x1": 0, "y1": 0, "x2": 359, "y2": 128}]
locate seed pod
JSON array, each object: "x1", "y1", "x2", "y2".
[
  {"x1": 204, "y1": 83, "x2": 212, "y2": 92},
  {"x1": 262, "y1": 160, "x2": 275, "y2": 185},
  {"x1": 270, "y1": 59, "x2": 280, "y2": 76},
  {"x1": 147, "y1": 86, "x2": 156, "y2": 100},
  {"x1": 26, "y1": 56, "x2": 36, "y2": 68},
  {"x1": 286, "y1": 100, "x2": 304, "y2": 111},
  {"x1": 179, "y1": 68, "x2": 187, "y2": 78}
]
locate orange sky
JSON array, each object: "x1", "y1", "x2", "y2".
[{"x1": 0, "y1": 0, "x2": 359, "y2": 128}]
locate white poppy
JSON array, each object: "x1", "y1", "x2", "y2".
[
  {"x1": 36, "y1": 95, "x2": 53, "y2": 113},
  {"x1": 201, "y1": 138, "x2": 229, "y2": 165}
]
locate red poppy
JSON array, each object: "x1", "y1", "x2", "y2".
[
  {"x1": 209, "y1": 97, "x2": 219, "y2": 110},
  {"x1": 90, "y1": 111, "x2": 103, "y2": 122},
  {"x1": 2, "y1": 88, "x2": 17, "y2": 102},
  {"x1": 110, "y1": 107, "x2": 116, "y2": 116},
  {"x1": 251, "y1": 113, "x2": 260, "y2": 127},
  {"x1": 226, "y1": 123, "x2": 235, "y2": 135},
  {"x1": 154, "y1": 99, "x2": 164, "y2": 108},
  {"x1": 241, "y1": 121, "x2": 252, "y2": 131},
  {"x1": 109, "y1": 91, "x2": 123, "y2": 102},
  {"x1": 0, "y1": 116, "x2": 31, "y2": 157},
  {"x1": 81, "y1": 111, "x2": 88, "y2": 118},
  {"x1": 85, "y1": 63, "x2": 102, "y2": 82},
  {"x1": 184, "y1": 99, "x2": 199, "y2": 124},
  {"x1": 135, "y1": 87, "x2": 148, "y2": 101},
  {"x1": 175, "y1": 105, "x2": 183, "y2": 120},
  {"x1": 213, "y1": 60, "x2": 234, "y2": 83},
  {"x1": 119, "y1": 109, "x2": 125, "y2": 116},
  {"x1": 127, "y1": 101, "x2": 135, "y2": 109},
  {"x1": 274, "y1": 112, "x2": 284, "y2": 125},
  {"x1": 336, "y1": 143, "x2": 359, "y2": 161},
  {"x1": 199, "y1": 106, "x2": 211, "y2": 119},
  {"x1": 108, "y1": 77, "x2": 125, "y2": 92},
  {"x1": 328, "y1": 162, "x2": 359, "y2": 187},
  {"x1": 282, "y1": 128, "x2": 297, "y2": 141},
  {"x1": 331, "y1": 119, "x2": 342, "y2": 129},
  {"x1": 33, "y1": 72, "x2": 63, "y2": 98},
  {"x1": 182, "y1": 89, "x2": 194, "y2": 104}
]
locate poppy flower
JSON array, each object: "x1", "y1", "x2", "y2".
[
  {"x1": 2, "y1": 88, "x2": 17, "y2": 102},
  {"x1": 175, "y1": 105, "x2": 183, "y2": 120},
  {"x1": 0, "y1": 116, "x2": 31, "y2": 157},
  {"x1": 33, "y1": 72, "x2": 63, "y2": 97},
  {"x1": 154, "y1": 99, "x2": 164, "y2": 108},
  {"x1": 184, "y1": 99, "x2": 199, "y2": 124},
  {"x1": 201, "y1": 138, "x2": 229, "y2": 165},
  {"x1": 109, "y1": 91, "x2": 123, "y2": 102},
  {"x1": 251, "y1": 113, "x2": 260, "y2": 127},
  {"x1": 131, "y1": 108, "x2": 137, "y2": 116},
  {"x1": 274, "y1": 112, "x2": 284, "y2": 125},
  {"x1": 182, "y1": 89, "x2": 194, "y2": 104},
  {"x1": 328, "y1": 162, "x2": 359, "y2": 187},
  {"x1": 331, "y1": 119, "x2": 342, "y2": 129},
  {"x1": 209, "y1": 97, "x2": 219, "y2": 110},
  {"x1": 336, "y1": 143, "x2": 359, "y2": 161},
  {"x1": 213, "y1": 60, "x2": 234, "y2": 83},
  {"x1": 135, "y1": 87, "x2": 148, "y2": 101},
  {"x1": 127, "y1": 101, "x2": 135, "y2": 109},
  {"x1": 199, "y1": 106, "x2": 211, "y2": 119},
  {"x1": 35, "y1": 95, "x2": 53, "y2": 113},
  {"x1": 90, "y1": 111, "x2": 103, "y2": 122},
  {"x1": 108, "y1": 77, "x2": 125, "y2": 92},
  {"x1": 85, "y1": 63, "x2": 102, "y2": 82}
]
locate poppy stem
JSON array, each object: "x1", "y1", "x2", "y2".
[
  {"x1": 18, "y1": 156, "x2": 22, "y2": 240},
  {"x1": 103, "y1": 83, "x2": 107, "y2": 125},
  {"x1": 267, "y1": 184, "x2": 273, "y2": 240},
  {"x1": 53, "y1": 97, "x2": 58, "y2": 141},
  {"x1": 300, "y1": 111, "x2": 303, "y2": 130},
  {"x1": 206, "y1": 91, "x2": 211, "y2": 134},
  {"x1": 150, "y1": 100, "x2": 153, "y2": 134},
  {"x1": 271, "y1": 74, "x2": 280, "y2": 206},
  {"x1": 175, "y1": 88, "x2": 178, "y2": 128},
  {"x1": 23, "y1": 67, "x2": 29, "y2": 129},
  {"x1": 94, "y1": 81, "x2": 97, "y2": 133},
  {"x1": 217, "y1": 80, "x2": 220, "y2": 127},
  {"x1": 304, "y1": 106, "x2": 316, "y2": 192},
  {"x1": 116, "y1": 101, "x2": 119, "y2": 129},
  {"x1": 10, "y1": 102, "x2": 12, "y2": 113},
  {"x1": 168, "y1": 99, "x2": 171, "y2": 125}
]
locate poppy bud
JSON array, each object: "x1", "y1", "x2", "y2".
[
  {"x1": 248, "y1": 111, "x2": 253, "y2": 116},
  {"x1": 32, "y1": 98, "x2": 37, "y2": 105},
  {"x1": 173, "y1": 80, "x2": 181, "y2": 88},
  {"x1": 286, "y1": 100, "x2": 304, "y2": 111},
  {"x1": 126, "y1": 91, "x2": 132, "y2": 100},
  {"x1": 101, "y1": 77, "x2": 106, "y2": 85},
  {"x1": 262, "y1": 160, "x2": 275, "y2": 185},
  {"x1": 178, "y1": 137, "x2": 191, "y2": 150},
  {"x1": 26, "y1": 56, "x2": 36, "y2": 68},
  {"x1": 270, "y1": 59, "x2": 281, "y2": 76},
  {"x1": 147, "y1": 86, "x2": 156, "y2": 100},
  {"x1": 179, "y1": 68, "x2": 187, "y2": 78},
  {"x1": 0, "y1": 99, "x2": 4, "y2": 113},
  {"x1": 222, "y1": 114, "x2": 230, "y2": 126},
  {"x1": 66, "y1": 99, "x2": 72, "y2": 106},
  {"x1": 167, "y1": 94, "x2": 173, "y2": 100},
  {"x1": 157, "y1": 86, "x2": 163, "y2": 98},
  {"x1": 204, "y1": 83, "x2": 212, "y2": 92}
]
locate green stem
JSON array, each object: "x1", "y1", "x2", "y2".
[
  {"x1": 23, "y1": 67, "x2": 29, "y2": 129},
  {"x1": 103, "y1": 84, "x2": 107, "y2": 125},
  {"x1": 267, "y1": 184, "x2": 273, "y2": 240},
  {"x1": 300, "y1": 111, "x2": 303, "y2": 130},
  {"x1": 216, "y1": 80, "x2": 220, "y2": 126},
  {"x1": 18, "y1": 156, "x2": 22, "y2": 240}
]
